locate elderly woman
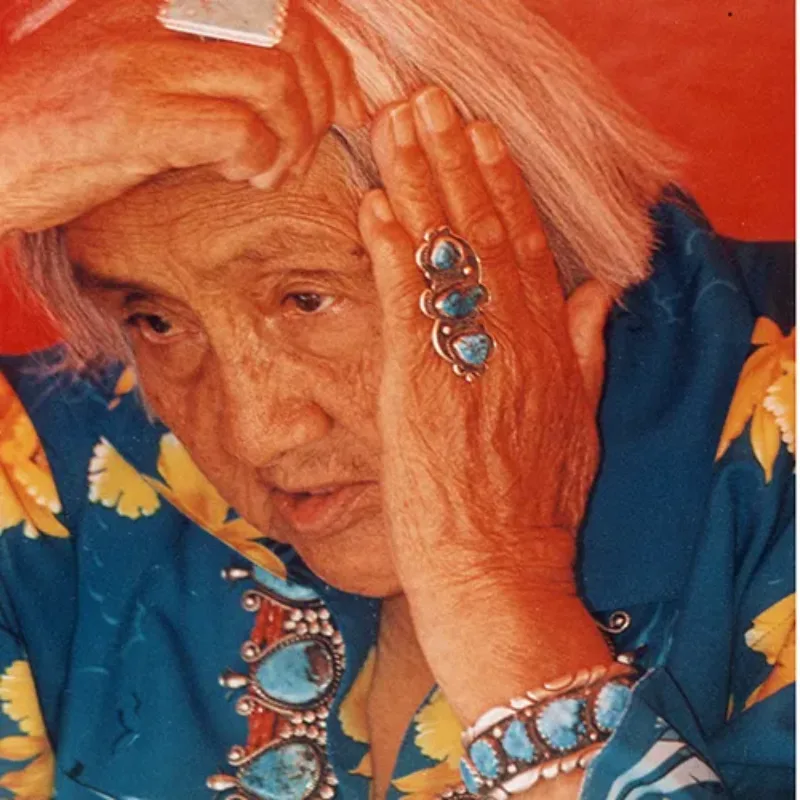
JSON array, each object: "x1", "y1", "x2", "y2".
[{"x1": 0, "y1": 0, "x2": 794, "y2": 798}]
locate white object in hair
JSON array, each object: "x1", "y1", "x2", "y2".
[{"x1": 158, "y1": 0, "x2": 290, "y2": 47}]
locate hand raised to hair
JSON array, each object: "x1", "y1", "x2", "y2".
[
  {"x1": 0, "y1": 0, "x2": 367, "y2": 237},
  {"x1": 358, "y1": 86, "x2": 615, "y2": 727}
]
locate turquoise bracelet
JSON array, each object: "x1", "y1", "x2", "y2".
[{"x1": 451, "y1": 654, "x2": 639, "y2": 799}]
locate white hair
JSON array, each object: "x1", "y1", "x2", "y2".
[{"x1": 19, "y1": 0, "x2": 681, "y2": 367}]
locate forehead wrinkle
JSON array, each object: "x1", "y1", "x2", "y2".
[
  {"x1": 68, "y1": 140, "x2": 367, "y2": 292},
  {"x1": 187, "y1": 209, "x2": 366, "y2": 286}
]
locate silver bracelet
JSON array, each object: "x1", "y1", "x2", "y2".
[{"x1": 450, "y1": 654, "x2": 638, "y2": 799}]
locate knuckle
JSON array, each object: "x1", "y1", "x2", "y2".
[
  {"x1": 399, "y1": 179, "x2": 437, "y2": 211},
  {"x1": 486, "y1": 167, "x2": 520, "y2": 209},
  {"x1": 435, "y1": 144, "x2": 475, "y2": 177},
  {"x1": 515, "y1": 227, "x2": 550, "y2": 262},
  {"x1": 463, "y1": 209, "x2": 506, "y2": 254}
]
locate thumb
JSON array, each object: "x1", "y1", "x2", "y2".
[{"x1": 566, "y1": 280, "x2": 615, "y2": 409}]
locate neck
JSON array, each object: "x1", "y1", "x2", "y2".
[
  {"x1": 366, "y1": 593, "x2": 436, "y2": 798},
  {"x1": 377, "y1": 593, "x2": 424, "y2": 662}
]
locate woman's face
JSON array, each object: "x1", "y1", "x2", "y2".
[{"x1": 66, "y1": 139, "x2": 397, "y2": 597}]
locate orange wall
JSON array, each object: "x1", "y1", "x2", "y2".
[
  {"x1": 0, "y1": 3, "x2": 794, "y2": 354},
  {"x1": 543, "y1": 1, "x2": 794, "y2": 241}
]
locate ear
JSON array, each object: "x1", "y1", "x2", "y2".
[{"x1": 566, "y1": 280, "x2": 615, "y2": 410}]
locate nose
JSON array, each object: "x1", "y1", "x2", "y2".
[{"x1": 214, "y1": 346, "x2": 332, "y2": 468}]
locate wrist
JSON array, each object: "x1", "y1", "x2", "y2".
[
  {"x1": 407, "y1": 578, "x2": 611, "y2": 725},
  {"x1": 457, "y1": 654, "x2": 637, "y2": 799},
  {"x1": 402, "y1": 525, "x2": 579, "y2": 601}
]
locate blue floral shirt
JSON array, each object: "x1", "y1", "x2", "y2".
[{"x1": 0, "y1": 197, "x2": 794, "y2": 799}]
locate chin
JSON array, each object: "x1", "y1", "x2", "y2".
[{"x1": 279, "y1": 516, "x2": 403, "y2": 599}]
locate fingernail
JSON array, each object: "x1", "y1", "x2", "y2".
[
  {"x1": 415, "y1": 87, "x2": 455, "y2": 134},
  {"x1": 469, "y1": 123, "x2": 507, "y2": 166},
  {"x1": 389, "y1": 103, "x2": 416, "y2": 148},
  {"x1": 371, "y1": 192, "x2": 394, "y2": 222},
  {"x1": 250, "y1": 163, "x2": 285, "y2": 191}
]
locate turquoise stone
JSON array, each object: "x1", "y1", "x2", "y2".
[
  {"x1": 469, "y1": 739, "x2": 500, "y2": 779},
  {"x1": 460, "y1": 758, "x2": 481, "y2": 794},
  {"x1": 536, "y1": 698, "x2": 587, "y2": 751},
  {"x1": 431, "y1": 239, "x2": 460, "y2": 271},
  {"x1": 254, "y1": 566, "x2": 320, "y2": 603},
  {"x1": 240, "y1": 742, "x2": 321, "y2": 800},
  {"x1": 593, "y1": 682, "x2": 631, "y2": 732},
  {"x1": 256, "y1": 640, "x2": 334, "y2": 706},
  {"x1": 502, "y1": 719, "x2": 536, "y2": 762},
  {"x1": 436, "y1": 286, "x2": 486, "y2": 319},
  {"x1": 452, "y1": 333, "x2": 492, "y2": 366}
]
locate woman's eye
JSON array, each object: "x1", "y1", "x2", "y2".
[
  {"x1": 283, "y1": 293, "x2": 336, "y2": 314},
  {"x1": 125, "y1": 313, "x2": 180, "y2": 343}
]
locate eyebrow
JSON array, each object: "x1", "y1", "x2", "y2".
[
  {"x1": 72, "y1": 262, "x2": 173, "y2": 300},
  {"x1": 70, "y1": 238, "x2": 370, "y2": 298}
]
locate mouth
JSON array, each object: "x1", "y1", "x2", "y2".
[{"x1": 270, "y1": 482, "x2": 375, "y2": 536}]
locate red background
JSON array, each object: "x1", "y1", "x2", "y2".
[{"x1": 0, "y1": 2, "x2": 794, "y2": 354}]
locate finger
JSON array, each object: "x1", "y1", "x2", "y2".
[
  {"x1": 465, "y1": 120, "x2": 563, "y2": 314},
  {"x1": 132, "y1": 96, "x2": 280, "y2": 180},
  {"x1": 278, "y1": 10, "x2": 334, "y2": 173},
  {"x1": 404, "y1": 89, "x2": 526, "y2": 336},
  {"x1": 411, "y1": 88, "x2": 513, "y2": 273},
  {"x1": 566, "y1": 280, "x2": 614, "y2": 408},
  {"x1": 309, "y1": 12, "x2": 370, "y2": 128},
  {"x1": 144, "y1": 40, "x2": 313, "y2": 188},
  {"x1": 371, "y1": 101, "x2": 447, "y2": 240},
  {"x1": 358, "y1": 189, "x2": 430, "y2": 361}
]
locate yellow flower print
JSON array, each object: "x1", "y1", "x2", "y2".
[
  {"x1": 145, "y1": 434, "x2": 287, "y2": 579},
  {"x1": 764, "y1": 360, "x2": 795, "y2": 456},
  {"x1": 0, "y1": 660, "x2": 55, "y2": 799},
  {"x1": 88, "y1": 437, "x2": 161, "y2": 519},
  {"x1": 716, "y1": 318, "x2": 795, "y2": 482},
  {"x1": 338, "y1": 647, "x2": 376, "y2": 777},
  {"x1": 744, "y1": 593, "x2": 795, "y2": 710},
  {"x1": 393, "y1": 761, "x2": 465, "y2": 800},
  {"x1": 393, "y1": 689, "x2": 464, "y2": 799},
  {"x1": 0, "y1": 374, "x2": 68, "y2": 539},
  {"x1": 107, "y1": 367, "x2": 137, "y2": 410}
]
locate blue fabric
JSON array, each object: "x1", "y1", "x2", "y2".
[{"x1": 0, "y1": 197, "x2": 793, "y2": 799}]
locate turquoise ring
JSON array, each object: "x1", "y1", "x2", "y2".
[{"x1": 415, "y1": 226, "x2": 495, "y2": 381}]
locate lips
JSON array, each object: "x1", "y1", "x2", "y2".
[{"x1": 271, "y1": 483, "x2": 374, "y2": 535}]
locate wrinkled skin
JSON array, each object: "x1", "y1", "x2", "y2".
[
  {"x1": 6, "y1": 2, "x2": 617, "y2": 789},
  {"x1": 67, "y1": 93, "x2": 615, "y2": 800},
  {"x1": 67, "y1": 140, "x2": 397, "y2": 596},
  {"x1": 0, "y1": 0, "x2": 366, "y2": 236}
]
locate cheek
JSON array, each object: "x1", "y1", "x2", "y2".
[
  {"x1": 332, "y1": 306, "x2": 384, "y2": 445},
  {"x1": 136, "y1": 360, "x2": 193, "y2": 427},
  {"x1": 136, "y1": 361, "x2": 223, "y2": 463},
  {"x1": 137, "y1": 363, "x2": 254, "y2": 507}
]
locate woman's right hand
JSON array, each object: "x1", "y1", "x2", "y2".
[{"x1": 0, "y1": 0, "x2": 367, "y2": 237}]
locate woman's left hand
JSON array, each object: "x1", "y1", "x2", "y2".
[{"x1": 358, "y1": 86, "x2": 615, "y2": 725}]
